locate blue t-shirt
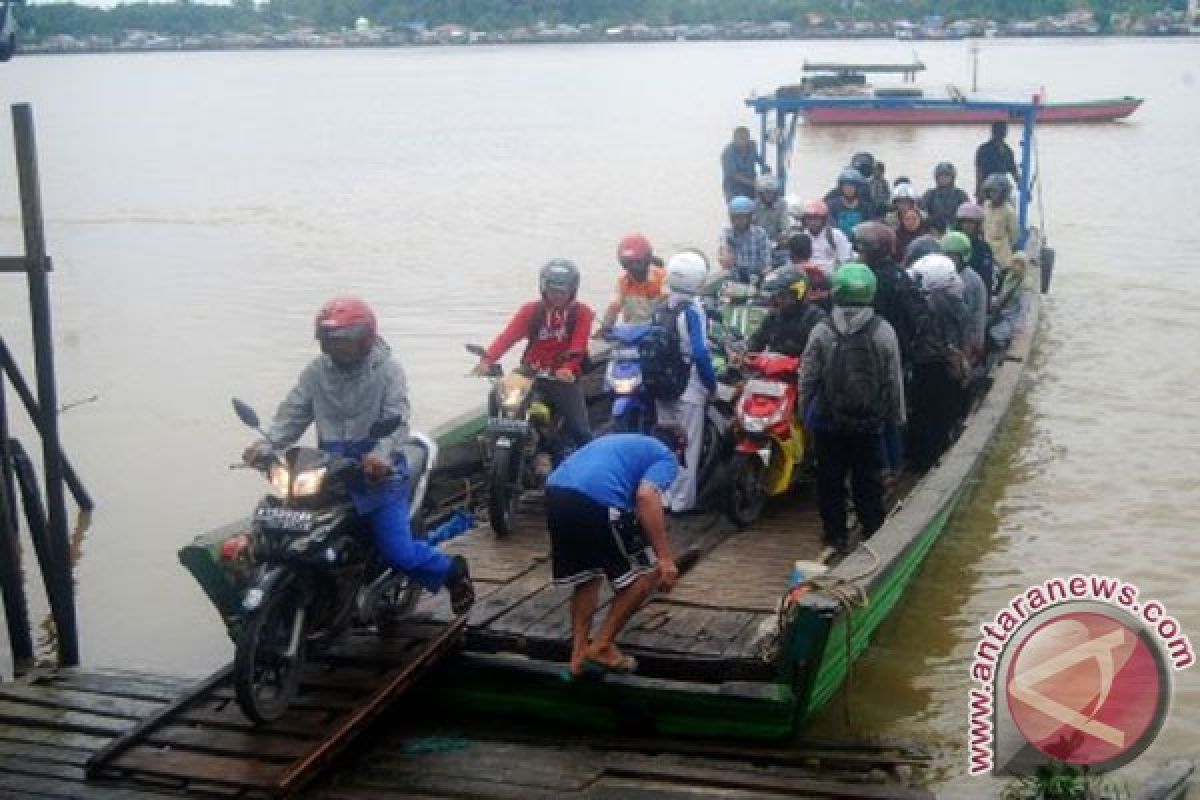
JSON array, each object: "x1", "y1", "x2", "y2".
[{"x1": 547, "y1": 434, "x2": 679, "y2": 511}]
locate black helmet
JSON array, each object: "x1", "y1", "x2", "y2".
[
  {"x1": 851, "y1": 152, "x2": 876, "y2": 179},
  {"x1": 982, "y1": 173, "x2": 1013, "y2": 203},
  {"x1": 539, "y1": 258, "x2": 580, "y2": 298},
  {"x1": 934, "y1": 161, "x2": 956, "y2": 180},
  {"x1": 761, "y1": 266, "x2": 809, "y2": 303},
  {"x1": 903, "y1": 234, "x2": 943, "y2": 267}
]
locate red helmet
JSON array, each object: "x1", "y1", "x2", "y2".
[
  {"x1": 617, "y1": 233, "x2": 653, "y2": 264},
  {"x1": 315, "y1": 296, "x2": 377, "y2": 343},
  {"x1": 801, "y1": 199, "x2": 829, "y2": 218}
]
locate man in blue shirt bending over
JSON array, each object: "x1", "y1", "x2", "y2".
[{"x1": 545, "y1": 429, "x2": 684, "y2": 678}]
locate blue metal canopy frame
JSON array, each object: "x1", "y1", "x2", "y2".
[{"x1": 745, "y1": 94, "x2": 1041, "y2": 246}]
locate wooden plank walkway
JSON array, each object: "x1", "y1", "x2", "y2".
[
  {"x1": 81, "y1": 618, "x2": 465, "y2": 798},
  {"x1": 0, "y1": 667, "x2": 935, "y2": 800}
]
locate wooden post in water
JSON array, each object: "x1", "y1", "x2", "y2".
[
  {"x1": 0, "y1": 378, "x2": 34, "y2": 669},
  {"x1": 11, "y1": 103, "x2": 79, "y2": 667}
]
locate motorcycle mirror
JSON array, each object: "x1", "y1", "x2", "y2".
[
  {"x1": 465, "y1": 344, "x2": 487, "y2": 358},
  {"x1": 369, "y1": 416, "x2": 404, "y2": 440},
  {"x1": 232, "y1": 398, "x2": 261, "y2": 429}
]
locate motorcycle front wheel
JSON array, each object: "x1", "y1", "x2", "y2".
[
  {"x1": 727, "y1": 452, "x2": 768, "y2": 528},
  {"x1": 487, "y1": 445, "x2": 521, "y2": 538},
  {"x1": 233, "y1": 583, "x2": 307, "y2": 725}
]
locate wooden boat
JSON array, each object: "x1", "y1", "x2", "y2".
[
  {"x1": 782, "y1": 61, "x2": 1142, "y2": 125},
  {"x1": 182, "y1": 94, "x2": 1053, "y2": 741}
]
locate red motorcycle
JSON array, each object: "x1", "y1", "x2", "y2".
[{"x1": 727, "y1": 351, "x2": 807, "y2": 527}]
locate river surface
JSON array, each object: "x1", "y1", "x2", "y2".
[{"x1": 1, "y1": 37, "x2": 1198, "y2": 794}]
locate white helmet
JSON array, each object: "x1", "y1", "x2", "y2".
[
  {"x1": 666, "y1": 250, "x2": 708, "y2": 295},
  {"x1": 785, "y1": 194, "x2": 803, "y2": 217},
  {"x1": 908, "y1": 253, "x2": 963, "y2": 296},
  {"x1": 756, "y1": 174, "x2": 778, "y2": 193},
  {"x1": 893, "y1": 183, "x2": 919, "y2": 203}
]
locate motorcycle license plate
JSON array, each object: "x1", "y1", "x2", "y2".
[
  {"x1": 614, "y1": 347, "x2": 641, "y2": 360},
  {"x1": 254, "y1": 506, "x2": 315, "y2": 533},
  {"x1": 746, "y1": 379, "x2": 786, "y2": 397},
  {"x1": 488, "y1": 417, "x2": 530, "y2": 436}
]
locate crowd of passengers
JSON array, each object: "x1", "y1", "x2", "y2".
[{"x1": 242, "y1": 122, "x2": 1035, "y2": 678}]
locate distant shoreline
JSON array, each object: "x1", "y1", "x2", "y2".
[{"x1": 15, "y1": 29, "x2": 1200, "y2": 58}]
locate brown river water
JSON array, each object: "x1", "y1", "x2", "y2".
[{"x1": 1, "y1": 36, "x2": 1198, "y2": 793}]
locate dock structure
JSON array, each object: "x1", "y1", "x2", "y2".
[{"x1": 0, "y1": 664, "x2": 934, "y2": 799}]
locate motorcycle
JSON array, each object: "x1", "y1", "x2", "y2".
[
  {"x1": 466, "y1": 344, "x2": 580, "y2": 538},
  {"x1": 602, "y1": 323, "x2": 659, "y2": 433},
  {"x1": 727, "y1": 351, "x2": 807, "y2": 527},
  {"x1": 225, "y1": 398, "x2": 437, "y2": 724}
]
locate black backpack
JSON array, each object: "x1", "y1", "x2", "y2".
[
  {"x1": 821, "y1": 316, "x2": 888, "y2": 434},
  {"x1": 640, "y1": 303, "x2": 691, "y2": 401}
]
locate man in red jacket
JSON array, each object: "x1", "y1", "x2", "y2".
[{"x1": 473, "y1": 259, "x2": 595, "y2": 453}]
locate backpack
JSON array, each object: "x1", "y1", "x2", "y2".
[
  {"x1": 821, "y1": 316, "x2": 889, "y2": 434},
  {"x1": 640, "y1": 302, "x2": 691, "y2": 401}
]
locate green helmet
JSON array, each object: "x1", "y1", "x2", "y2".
[
  {"x1": 831, "y1": 262, "x2": 877, "y2": 306},
  {"x1": 940, "y1": 231, "x2": 972, "y2": 261}
]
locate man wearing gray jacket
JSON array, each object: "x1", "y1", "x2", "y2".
[
  {"x1": 799, "y1": 264, "x2": 905, "y2": 555},
  {"x1": 246, "y1": 296, "x2": 474, "y2": 614}
]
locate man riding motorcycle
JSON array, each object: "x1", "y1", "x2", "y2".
[
  {"x1": 473, "y1": 259, "x2": 595, "y2": 453},
  {"x1": 598, "y1": 233, "x2": 667, "y2": 331},
  {"x1": 243, "y1": 296, "x2": 475, "y2": 614},
  {"x1": 747, "y1": 266, "x2": 828, "y2": 358}
]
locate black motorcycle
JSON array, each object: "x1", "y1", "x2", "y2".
[{"x1": 227, "y1": 398, "x2": 437, "y2": 724}]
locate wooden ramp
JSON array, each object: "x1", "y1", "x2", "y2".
[
  {"x1": 0, "y1": 666, "x2": 935, "y2": 800},
  {"x1": 79, "y1": 618, "x2": 465, "y2": 798}
]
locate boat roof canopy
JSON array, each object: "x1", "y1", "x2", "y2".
[
  {"x1": 746, "y1": 93, "x2": 1042, "y2": 243},
  {"x1": 802, "y1": 60, "x2": 926, "y2": 75}
]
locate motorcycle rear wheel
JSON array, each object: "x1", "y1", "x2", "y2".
[
  {"x1": 234, "y1": 584, "x2": 307, "y2": 725},
  {"x1": 727, "y1": 452, "x2": 767, "y2": 528},
  {"x1": 487, "y1": 446, "x2": 521, "y2": 538}
]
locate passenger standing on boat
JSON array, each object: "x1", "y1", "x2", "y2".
[
  {"x1": 893, "y1": 206, "x2": 934, "y2": 265},
  {"x1": 784, "y1": 232, "x2": 832, "y2": 312},
  {"x1": 245, "y1": 297, "x2": 476, "y2": 614},
  {"x1": 752, "y1": 174, "x2": 789, "y2": 244},
  {"x1": 920, "y1": 162, "x2": 971, "y2": 234},
  {"x1": 868, "y1": 160, "x2": 892, "y2": 220},
  {"x1": 721, "y1": 125, "x2": 767, "y2": 201},
  {"x1": 974, "y1": 121, "x2": 1020, "y2": 200},
  {"x1": 790, "y1": 198, "x2": 853, "y2": 277},
  {"x1": 545, "y1": 430, "x2": 684, "y2": 677},
  {"x1": 885, "y1": 183, "x2": 920, "y2": 228},
  {"x1": 597, "y1": 233, "x2": 666, "y2": 332},
  {"x1": 799, "y1": 264, "x2": 904, "y2": 555},
  {"x1": 748, "y1": 266, "x2": 827, "y2": 357},
  {"x1": 906, "y1": 254, "x2": 969, "y2": 469},
  {"x1": 989, "y1": 252, "x2": 1030, "y2": 351},
  {"x1": 981, "y1": 174, "x2": 1020, "y2": 271},
  {"x1": 953, "y1": 202, "x2": 995, "y2": 295},
  {"x1": 941, "y1": 231, "x2": 988, "y2": 366},
  {"x1": 654, "y1": 252, "x2": 718, "y2": 514},
  {"x1": 850, "y1": 152, "x2": 884, "y2": 218},
  {"x1": 718, "y1": 196, "x2": 772, "y2": 285},
  {"x1": 826, "y1": 168, "x2": 872, "y2": 237},
  {"x1": 473, "y1": 260, "x2": 595, "y2": 453},
  {"x1": 852, "y1": 222, "x2": 933, "y2": 481}
]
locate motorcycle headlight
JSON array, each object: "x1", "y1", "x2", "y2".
[
  {"x1": 502, "y1": 387, "x2": 525, "y2": 410},
  {"x1": 268, "y1": 464, "x2": 291, "y2": 496},
  {"x1": 291, "y1": 467, "x2": 327, "y2": 498},
  {"x1": 612, "y1": 375, "x2": 642, "y2": 394}
]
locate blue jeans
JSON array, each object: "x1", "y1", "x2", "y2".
[
  {"x1": 368, "y1": 494, "x2": 452, "y2": 592},
  {"x1": 879, "y1": 421, "x2": 904, "y2": 473}
]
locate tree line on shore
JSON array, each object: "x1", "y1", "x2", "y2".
[{"x1": 18, "y1": 0, "x2": 1188, "y2": 41}]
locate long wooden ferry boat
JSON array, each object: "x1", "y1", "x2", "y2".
[{"x1": 183, "y1": 94, "x2": 1053, "y2": 741}]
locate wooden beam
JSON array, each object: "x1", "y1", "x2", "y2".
[{"x1": 0, "y1": 256, "x2": 52, "y2": 273}]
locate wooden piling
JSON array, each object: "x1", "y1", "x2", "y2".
[
  {"x1": 0, "y1": 379, "x2": 34, "y2": 669},
  {"x1": 11, "y1": 103, "x2": 78, "y2": 667}
]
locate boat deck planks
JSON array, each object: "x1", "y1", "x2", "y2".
[
  {"x1": 410, "y1": 487, "x2": 830, "y2": 681},
  {"x1": 0, "y1": 667, "x2": 933, "y2": 799}
]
